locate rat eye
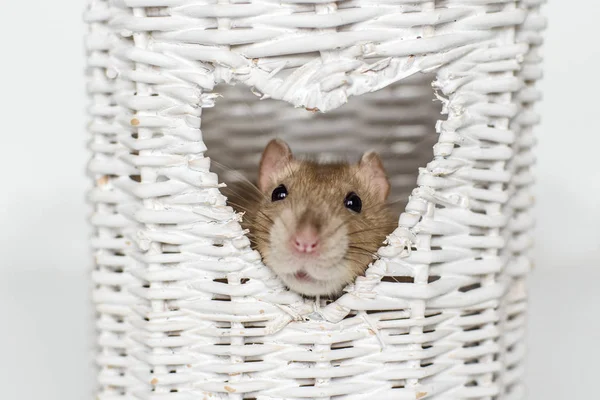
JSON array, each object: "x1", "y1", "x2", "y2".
[
  {"x1": 344, "y1": 192, "x2": 362, "y2": 213},
  {"x1": 271, "y1": 184, "x2": 288, "y2": 202}
]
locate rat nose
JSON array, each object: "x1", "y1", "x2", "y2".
[{"x1": 292, "y1": 226, "x2": 319, "y2": 253}]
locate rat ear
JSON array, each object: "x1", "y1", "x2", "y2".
[
  {"x1": 358, "y1": 151, "x2": 390, "y2": 202},
  {"x1": 258, "y1": 139, "x2": 293, "y2": 192}
]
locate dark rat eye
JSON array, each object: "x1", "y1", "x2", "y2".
[
  {"x1": 271, "y1": 184, "x2": 288, "y2": 202},
  {"x1": 344, "y1": 192, "x2": 362, "y2": 213}
]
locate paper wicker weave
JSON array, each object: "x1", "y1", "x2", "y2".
[{"x1": 84, "y1": 0, "x2": 544, "y2": 398}]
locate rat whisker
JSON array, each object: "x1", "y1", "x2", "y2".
[
  {"x1": 347, "y1": 245, "x2": 376, "y2": 253},
  {"x1": 320, "y1": 217, "x2": 351, "y2": 238},
  {"x1": 345, "y1": 250, "x2": 375, "y2": 259},
  {"x1": 342, "y1": 255, "x2": 370, "y2": 266},
  {"x1": 225, "y1": 201, "x2": 256, "y2": 214},
  {"x1": 347, "y1": 226, "x2": 397, "y2": 236},
  {"x1": 256, "y1": 209, "x2": 276, "y2": 225},
  {"x1": 321, "y1": 202, "x2": 396, "y2": 239},
  {"x1": 223, "y1": 185, "x2": 265, "y2": 204},
  {"x1": 210, "y1": 160, "x2": 255, "y2": 184}
]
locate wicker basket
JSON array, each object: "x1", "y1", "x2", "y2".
[{"x1": 84, "y1": 0, "x2": 545, "y2": 398}]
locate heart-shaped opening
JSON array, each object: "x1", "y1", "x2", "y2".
[{"x1": 202, "y1": 73, "x2": 442, "y2": 314}]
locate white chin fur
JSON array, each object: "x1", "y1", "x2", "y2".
[{"x1": 279, "y1": 268, "x2": 351, "y2": 297}]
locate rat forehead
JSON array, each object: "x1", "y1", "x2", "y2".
[{"x1": 284, "y1": 162, "x2": 365, "y2": 193}]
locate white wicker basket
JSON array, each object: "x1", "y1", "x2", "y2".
[{"x1": 84, "y1": 0, "x2": 545, "y2": 398}]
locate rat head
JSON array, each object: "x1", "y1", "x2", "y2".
[{"x1": 251, "y1": 139, "x2": 394, "y2": 297}]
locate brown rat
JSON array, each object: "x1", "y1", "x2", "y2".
[{"x1": 222, "y1": 139, "x2": 396, "y2": 297}]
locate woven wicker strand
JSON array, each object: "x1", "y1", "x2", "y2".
[{"x1": 84, "y1": 0, "x2": 545, "y2": 398}]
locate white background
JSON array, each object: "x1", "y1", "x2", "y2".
[{"x1": 0, "y1": 1, "x2": 597, "y2": 399}]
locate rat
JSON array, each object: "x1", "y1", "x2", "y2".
[{"x1": 222, "y1": 139, "x2": 396, "y2": 297}]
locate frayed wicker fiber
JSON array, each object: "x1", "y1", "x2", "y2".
[{"x1": 85, "y1": 0, "x2": 545, "y2": 398}]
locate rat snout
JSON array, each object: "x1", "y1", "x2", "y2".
[{"x1": 291, "y1": 225, "x2": 319, "y2": 254}]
